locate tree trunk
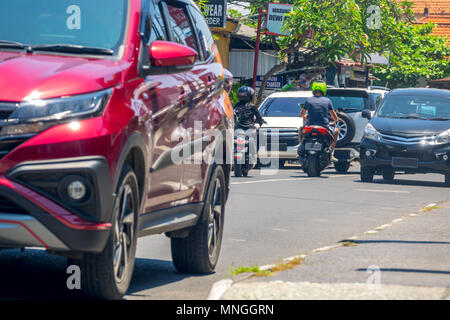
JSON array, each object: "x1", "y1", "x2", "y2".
[{"x1": 255, "y1": 62, "x2": 287, "y2": 106}]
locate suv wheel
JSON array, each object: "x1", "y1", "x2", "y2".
[
  {"x1": 171, "y1": 165, "x2": 226, "y2": 273},
  {"x1": 78, "y1": 165, "x2": 139, "y2": 299},
  {"x1": 334, "y1": 161, "x2": 350, "y2": 173},
  {"x1": 361, "y1": 166, "x2": 375, "y2": 183},
  {"x1": 336, "y1": 112, "x2": 356, "y2": 147},
  {"x1": 383, "y1": 170, "x2": 395, "y2": 181},
  {"x1": 234, "y1": 165, "x2": 242, "y2": 177}
]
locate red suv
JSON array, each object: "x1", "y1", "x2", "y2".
[{"x1": 0, "y1": 0, "x2": 233, "y2": 299}]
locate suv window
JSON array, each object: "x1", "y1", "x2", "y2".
[
  {"x1": 188, "y1": 7, "x2": 215, "y2": 60},
  {"x1": 0, "y1": 0, "x2": 128, "y2": 55},
  {"x1": 260, "y1": 97, "x2": 307, "y2": 117},
  {"x1": 165, "y1": 4, "x2": 198, "y2": 54},
  {"x1": 149, "y1": 1, "x2": 167, "y2": 42}
]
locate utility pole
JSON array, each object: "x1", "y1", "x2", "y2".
[{"x1": 252, "y1": 8, "x2": 265, "y2": 90}]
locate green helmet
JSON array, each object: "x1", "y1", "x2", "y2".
[{"x1": 311, "y1": 81, "x2": 327, "y2": 96}]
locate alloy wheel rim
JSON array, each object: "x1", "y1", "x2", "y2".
[
  {"x1": 113, "y1": 184, "x2": 135, "y2": 283},
  {"x1": 207, "y1": 178, "x2": 223, "y2": 260},
  {"x1": 337, "y1": 120, "x2": 347, "y2": 141}
]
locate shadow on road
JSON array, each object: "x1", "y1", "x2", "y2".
[
  {"x1": 355, "y1": 178, "x2": 448, "y2": 188},
  {"x1": 0, "y1": 249, "x2": 208, "y2": 300},
  {"x1": 127, "y1": 258, "x2": 210, "y2": 298},
  {"x1": 0, "y1": 249, "x2": 81, "y2": 300},
  {"x1": 341, "y1": 239, "x2": 450, "y2": 245}
]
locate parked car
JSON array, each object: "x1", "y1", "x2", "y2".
[
  {"x1": 258, "y1": 91, "x2": 312, "y2": 167},
  {"x1": 0, "y1": 0, "x2": 233, "y2": 299},
  {"x1": 360, "y1": 88, "x2": 450, "y2": 186},
  {"x1": 326, "y1": 88, "x2": 385, "y2": 172}
]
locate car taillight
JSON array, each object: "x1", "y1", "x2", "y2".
[{"x1": 317, "y1": 127, "x2": 328, "y2": 135}]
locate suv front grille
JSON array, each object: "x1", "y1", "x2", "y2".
[
  {"x1": 0, "y1": 136, "x2": 33, "y2": 159},
  {"x1": 0, "y1": 196, "x2": 28, "y2": 214}
]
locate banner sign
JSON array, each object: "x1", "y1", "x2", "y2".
[
  {"x1": 256, "y1": 76, "x2": 283, "y2": 89},
  {"x1": 205, "y1": 0, "x2": 227, "y2": 28},
  {"x1": 266, "y1": 2, "x2": 294, "y2": 36}
]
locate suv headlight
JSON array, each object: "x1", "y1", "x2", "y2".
[
  {"x1": 364, "y1": 123, "x2": 381, "y2": 141},
  {"x1": 0, "y1": 89, "x2": 112, "y2": 136},
  {"x1": 436, "y1": 129, "x2": 450, "y2": 144}
]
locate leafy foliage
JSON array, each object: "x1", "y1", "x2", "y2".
[{"x1": 373, "y1": 23, "x2": 450, "y2": 88}]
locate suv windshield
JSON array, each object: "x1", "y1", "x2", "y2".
[
  {"x1": 377, "y1": 94, "x2": 450, "y2": 120},
  {"x1": 259, "y1": 97, "x2": 307, "y2": 117},
  {"x1": 0, "y1": 0, "x2": 128, "y2": 55},
  {"x1": 327, "y1": 94, "x2": 368, "y2": 112}
]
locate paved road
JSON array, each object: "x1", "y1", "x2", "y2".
[{"x1": 0, "y1": 163, "x2": 448, "y2": 299}]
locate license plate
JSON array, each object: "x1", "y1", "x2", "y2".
[
  {"x1": 392, "y1": 157, "x2": 419, "y2": 168},
  {"x1": 267, "y1": 143, "x2": 287, "y2": 151},
  {"x1": 305, "y1": 142, "x2": 322, "y2": 151}
]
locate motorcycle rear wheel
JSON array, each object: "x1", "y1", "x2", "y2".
[{"x1": 306, "y1": 155, "x2": 321, "y2": 177}]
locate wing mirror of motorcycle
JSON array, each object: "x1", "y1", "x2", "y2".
[{"x1": 362, "y1": 109, "x2": 372, "y2": 120}]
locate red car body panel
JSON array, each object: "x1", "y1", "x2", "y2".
[{"x1": 0, "y1": 0, "x2": 233, "y2": 253}]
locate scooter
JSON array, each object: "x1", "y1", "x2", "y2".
[
  {"x1": 233, "y1": 129, "x2": 257, "y2": 177},
  {"x1": 298, "y1": 125, "x2": 334, "y2": 177}
]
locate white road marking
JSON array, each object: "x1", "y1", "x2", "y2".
[
  {"x1": 365, "y1": 230, "x2": 378, "y2": 235},
  {"x1": 231, "y1": 178, "x2": 309, "y2": 185},
  {"x1": 392, "y1": 218, "x2": 403, "y2": 223},
  {"x1": 230, "y1": 239, "x2": 246, "y2": 242},
  {"x1": 354, "y1": 189, "x2": 410, "y2": 194},
  {"x1": 313, "y1": 244, "x2": 342, "y2": 253},
  {"x1": 207, "y1": 279, "x2": 233, "y2": 300},
  {"x1": 375, "y1": 224, "x2": 392, "y2": 231},
  {"x1": 231, "y1": 174, "x2": 352, "y2": 185},
  {"x1": 272, "y1": 228, "x2": 289, "y2": 232}
]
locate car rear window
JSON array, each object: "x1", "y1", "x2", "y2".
[
  {"x1": 259, "y1": 97, "x2": 307, "y2": 117},
  {"x1": 327, "y1": 93, "x2": 368, "y2": 112}
]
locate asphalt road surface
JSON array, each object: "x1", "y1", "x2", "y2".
[{"x1": 0, "y1": 163, "x2": 448, "y2": 299}]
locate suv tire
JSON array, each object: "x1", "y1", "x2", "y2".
[
  {"x1": 361, "y1": 166, "x2": 375, "y2": 183},
  {"x1": 171, "y1": 165, "x2": 226, "y2": 274},
  {"x1": 78, "y1": 165, "x2": 139, "y2": 300},
  {"x1": 334, "y1": 161, "x2": 350, "y2": 173},
  {"x1": 336, "y1": 112, "x2": 356, "y2": 147},
  {"x1": 383, "y1": 170, "x2": 395, "y2": 181}
]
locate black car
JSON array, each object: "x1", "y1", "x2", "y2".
[{"x1": 360, "y1": 88, "x2": 450, "y2": 186}]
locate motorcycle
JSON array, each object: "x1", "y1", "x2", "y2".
[
  {"x1": 233, "y1": 129, "x2": 257, "y2": 177},
  {"x1": 298, "y1": 125, "x2": 334, "y2": 177}
]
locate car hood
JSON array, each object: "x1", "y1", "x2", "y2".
[
  {"x1": 372, "y1": 117, "x2": 450, "y2": 136},
  {"x1": 0, "y1": 51, "x2": 128, "y2": 101},
  {"x1": 261, "y1": 117, "x2": 303, "y2": 130}
]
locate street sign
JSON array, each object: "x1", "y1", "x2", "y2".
[
  {"x1": 256, "y1": 76, "x2": 283, "y2": 90},
  {"x1": 205, "y1": 0, "x2": 227, "y2": 28},
  {"x1": 266, "y1": 2, "x2": 294, "y2": 36}
]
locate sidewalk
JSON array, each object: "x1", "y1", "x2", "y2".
[{"x1": 221, "y1": 204, "x2": 450, "y2": 300}]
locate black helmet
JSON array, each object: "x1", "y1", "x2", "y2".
[{"x1": 237, "y1": 86, "x2": 255, "y2": 102}]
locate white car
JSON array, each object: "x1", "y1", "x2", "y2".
[{"x1": 258, "y1": 91, "x2": 312, "y2": 167}]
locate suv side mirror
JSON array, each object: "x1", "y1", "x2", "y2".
[
  {"x1": 144, "y1": 41, "x2": 198, "y2": 75},
  {"x1": 362, "y1": 109, "x2": 372, "y2": 120}
]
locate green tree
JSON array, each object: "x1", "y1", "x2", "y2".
[
  {"x1": 251, "y1": 0, "x2": 419, "y2": 103},
  {"x1": 373, "y1": 23, "x2": 450, "y2": 88}
]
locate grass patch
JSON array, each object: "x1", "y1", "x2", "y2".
[
  {"x1": 229, "y1": 256, "x2": 305, "y2": 278},
  {"x1": 420, "y1": 205, "x2": 442, "y2": 212},
  {"x1": 270, "y1": 257, "x2": 304, "y2": 273},
  {"x1": 230, "y1": 265, "x2": 264, "y2": 276}
]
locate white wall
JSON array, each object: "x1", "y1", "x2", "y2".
[{"x1": 229, "y1": 50, "x2": 281, "y2": 80}]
